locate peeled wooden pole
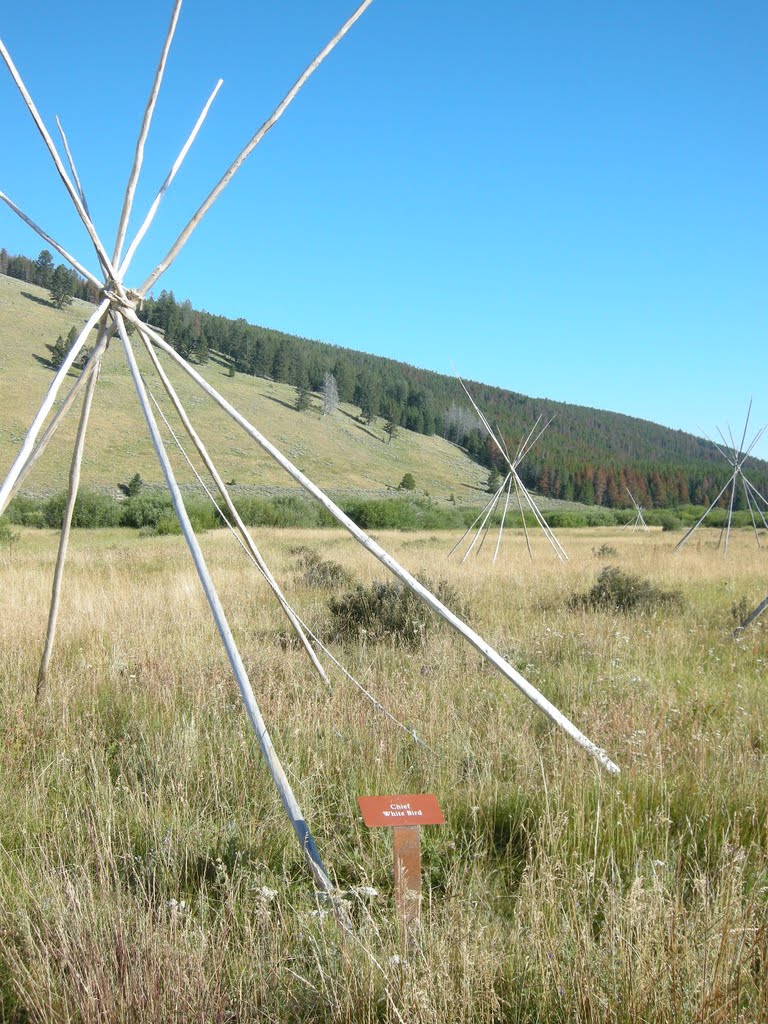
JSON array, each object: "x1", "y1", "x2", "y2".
[
  {"x1": 0, "y1": 329, "x2": 114, "y2": 517},
  {"x1": 0, "y1": 191, "x2": 101, "y2": 287},
  {"x1": 118, "y1": 78, "x2": 223, "y2": 279},
  {"x1": 515, "y1": 473, "x2": 568, "y2": 562},
  {"x1": 131, "y1": 314, "x2": 619, "y2": 775},
  {"x1": 0, "y1": 299, "x2": 109, "y2": 514},
  {"x1": 137, "y1": 327, "x2": 330, "y2": 688},
  {"x1": 514, "y1": 478, "x2": 533, "y2": 559},
  {"x1": 735, "y1": 595, "x2": 768, "y2": 633},
  {"x1": 56, "y1": 116, "x2": 90, "y2": 213},
  {"x1": 742, "y1": 482, "x2": 763, "y2": 547},
  {"x1": 0, "y1": 37, "x2": 117, "y2": 280},
  {"x1": 112, "y1": 0, "x2": 183, "y2": 267},
  {"x1": 36, "y1": 344, "x2": 103, "y2": 698},
  {"x1": 722, "y1": 474, "x2": 738, "y2": 553},
  {"x1": 744, "y1": 477, "x2": 768, "y2": 519},
  {"x1": 493, "y1": 477, "x2": 513, "y2": 564},
  {"x1": 447, "y1": 484, "x2": 503, "y2": 559},
  {"x1": 674, "y1": 476, "x2": 734, "y2": 552},
  {"x1": 115, "y1": 313, "x2": 348, "y2": 909},
  {"x1": 462, "y1": 475, "x2": 509, "y2": 563}
]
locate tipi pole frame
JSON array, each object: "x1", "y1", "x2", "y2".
[
  {"x1": 36, "y1": 343, "x2": 103, "y2": 698},
  {"x1": 115, "y1": 311, "x2": 344, "y2": 908},
  {"x1": 137, "y1": 326, "x2": 331, "y2": 688},
  {"x1": 455, "y1": 373, "x2": 566, "y2": 561},
  {"x1": 625, "y1": 487, "x2": 649, "y2": 533},
  {"x1": 686, "y1": 414, "x2": 768, "y2": 554},
  {"x1": 132, "y1": 314, "x2": 619, "y2": 775}
]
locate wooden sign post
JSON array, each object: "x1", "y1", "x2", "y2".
[{"x1": 358, "y1": 794, "x2": 445, "y2": 938}]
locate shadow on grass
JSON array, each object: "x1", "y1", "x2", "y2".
[
  {"x1": 338, "y1": 407, "x2": 382, "y2": 442},
  {"x1": 264, "y1": 394, "x2": 305, "y2": 413},
  {"x1": 31, "y1": 346, "x2": 80, "y2": 375},
  {"x1": 21, "y1": 290, "x2": 56, "y2": 309}
]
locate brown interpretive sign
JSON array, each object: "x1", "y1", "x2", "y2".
[
  {"x1": 357, "y1": 793, "x2": 445, "y2": 828},
  {"x1": 358, "y1": 794, "x2": 445, "y2": 941}
]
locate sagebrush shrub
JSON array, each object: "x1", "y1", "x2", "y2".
[
  {"x1": 328, "y1": 576, "x2": 467, "y2": 645},
  {"x1": 570, "y1": 565, "x2": 684, "y2": 614}
]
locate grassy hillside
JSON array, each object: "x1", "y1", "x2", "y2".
[{"x1": 0, "y1": 275, "x2": 490, "y2": 503}]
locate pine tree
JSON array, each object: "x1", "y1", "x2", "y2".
[
  {"x1": 35, "y1": 249, "x2": 54, "y2": 288},
  {"x1": 487, "y1": 466, "x2": 502, "y2": 493},
  {"x1": 49, "y1": 334, "x2": 68, "y2": 369},
  {"x1": 295, "y1": 384, "x2": 312, "y2": 412},
  {"x1": 384, "y1": 415, "x2": 399, "y2": 444},
  {"x1": 49, "y1": 264, "x2": 74, "y2": 309}
]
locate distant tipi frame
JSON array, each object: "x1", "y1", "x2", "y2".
[
  {"x1": 449, "y1": 375, "x2": 568, "y2": 563},
  {"x1": 623, "y1": 488, "x2": 650, "y2": 533},
  {"x1": 674, "y1": 403, "x2": 768, "y2": 554},
  {"x1": 0, "y1": 1, "x2": 617, "y2": 917}
]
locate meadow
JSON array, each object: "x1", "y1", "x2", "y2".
[{"x1": 0, "y1": 523, "x2": 766, "y2": 1022}]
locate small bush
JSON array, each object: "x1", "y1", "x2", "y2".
[
  {"x1": 155, "y1": 514, "x2": 182, "y2": 536},
  {"x1": 295, "y1": 549, "x2": 353, "y2": 590},
  {"x1": 5, "y1": 495, "x2": 45, "y2": 527},
  {"x1": 119, "y1": 492, "x2": 174, "y2": 529},
  {"x1": 585, "y1": 509, "x2": 616, "y2": 527},
  {"x1": 345, "y1": 497, "x2": 462, "y2": 531},
  {"x1": 43, "y1": 489, "x2": 122, "y2": 529},
  {"x1": 593, "y1": 543, "x2": 618, "y2": 557},
  {"x1": 545, "y1": 510, "x2": 587, "y2": 528},
  {"x1": 233, "y1": 495, "x2": 333, "y2": 528},
  {"x1": 570, "y1": 566, "x2": 684, "y2": 614},
  {"x1": 657, "y1": 512, "x2": 682, "y2": 532},
  {"x1": 0, "y1": 516, "x2": 19, "y2": 551},
  {"x1": 329, "y1": 575, "x2": 467, "y2": 646},
  {"x1": 399, "y1": 473, "x2": 416, "y2": 491}
]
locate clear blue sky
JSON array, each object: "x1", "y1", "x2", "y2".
[{"x1": 1, "y1": 1, "x2": 766, "y2": 458}]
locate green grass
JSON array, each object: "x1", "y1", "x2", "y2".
[{"x1": 0, "y1": 525, "x2": 766, "y2": 1020}]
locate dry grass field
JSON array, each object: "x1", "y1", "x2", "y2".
[{"x1": 0, "y1": 523, "x2": 766, "y2": 1022}]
